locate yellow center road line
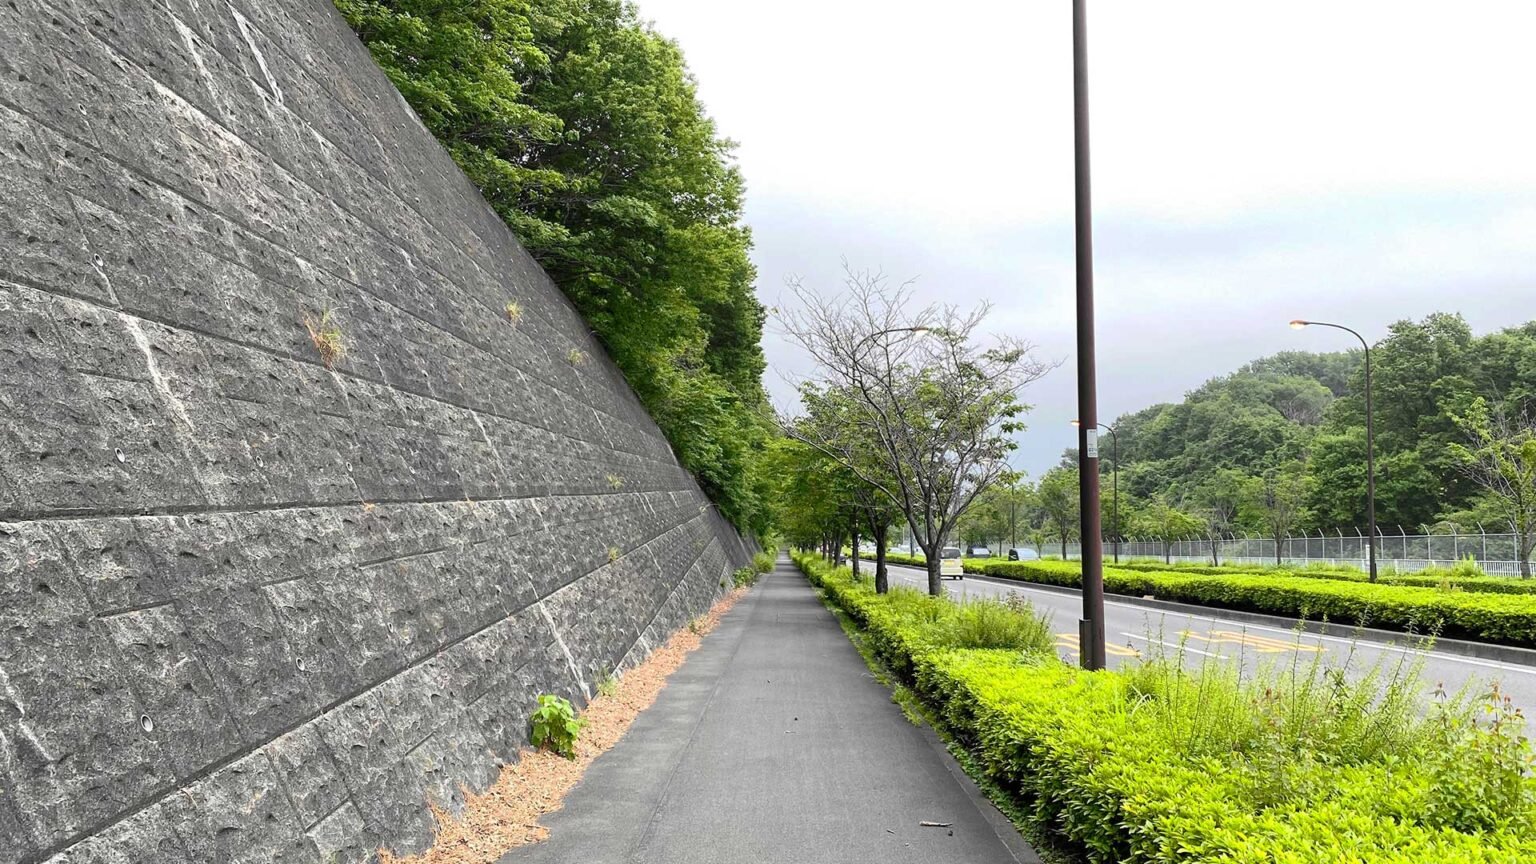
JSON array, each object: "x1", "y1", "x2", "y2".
[
  {"x1": 1182, "y1": 629, "x2": 1326, "y2": 653},
  {"x1": 1055, "y1": 633, "x2": 1139, "y2": 657}
]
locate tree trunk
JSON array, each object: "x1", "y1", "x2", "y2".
[
  {"x1": 1275, "y1": 531, "x2": 1283, "y2": 567},
  {"x1": 850, "y1": 517, "x2": 861, "y2": 582},
  {"x1": 922, "y1": 545, "x2": 942, "y2": 596},
  {"x1": 1211, "y1": 536, "x2": 1219, "y2": 567},
  {"x1": 1164, "y1": 539, "x2": 1171, "y2": 564},
  {"x1": 1060, "y1": 534, "x2": 1067, "y2": 559},
  {"x1": 1521, "y1": 529, "x2": 1533, "y2": 579},
  {"x1": 874, "y1": 523, "x2": 889, "y2": 594}
]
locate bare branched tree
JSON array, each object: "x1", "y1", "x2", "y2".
[{"x1": 777, "y1": 265, "x2": 1057, "y2": 595}]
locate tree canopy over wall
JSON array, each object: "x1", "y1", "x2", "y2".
[{"x1": 336, "y1": 0, "x2": 773, "y2": 536}]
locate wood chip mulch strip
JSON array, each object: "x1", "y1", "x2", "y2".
[{"x1": 379, "y1": 587, "x2": 749, "y2": 864}]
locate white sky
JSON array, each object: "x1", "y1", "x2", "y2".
[{"x1": 634, "y1": 0, "x2": 1536, "y2": 476}]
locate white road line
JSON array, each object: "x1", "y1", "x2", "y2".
[{"x1": 1121, "y1": 632, "x2": 1230, "y2": 660}]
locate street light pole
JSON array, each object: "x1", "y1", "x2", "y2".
[
  {"x1": 1072, "y1": 0, "x2": 1106, "y2": 671},
  {"x1": 1291, "y1": 319, "x2": 1377, "y2": 581}
]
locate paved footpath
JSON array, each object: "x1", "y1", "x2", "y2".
[{"x1": 504, "y1": 557, "x2": 1038, "y2": 864}]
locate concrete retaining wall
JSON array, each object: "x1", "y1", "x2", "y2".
[{"x1": 0, "y1": 1, "x2": 752, "y2": 861}]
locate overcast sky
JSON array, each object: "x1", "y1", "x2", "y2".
[{"x1": 635, "y1": 0, "x2": 1536, "y2": 477}]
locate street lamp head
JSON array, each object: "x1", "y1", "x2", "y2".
[
  {"x1": 1289, "y1": 319, "x2": 1310, "y2": 330},
  {"x1": 1069, "y1": 419, "x2": 1082, "y2": 428}
]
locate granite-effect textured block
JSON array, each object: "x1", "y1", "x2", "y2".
[
  {"x1": 99, "y1": 605, "x2": 243, "y2": 780},
  {"x1": 0, "y1": 0, "x2": 753, "y2": 861},
  {"x1": 165, "y1": 751, "x2": 317, "y2": 864}
]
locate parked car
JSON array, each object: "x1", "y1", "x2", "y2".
[
  {"x1": 1007, "y1": 547, "x2": 1040, "y2": 561},
  {"x1": 939, "y1": 546, "x2": 964, "y2": 579},
  {"x1": 965, "y1": 545, "x2": 992, "y2": 558}
]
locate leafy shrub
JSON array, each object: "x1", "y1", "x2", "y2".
[
  {"x1": 792, "y1": 551, "x2": 1536, "y2": 863},
  {"x1": 529, "y1": 694, "x2": 584, "y2": 759},
  {"x1": 732, "y1": 566, "x2": 759, "y2": 588},
  {"x1": 752, "y1": 551, "x2": 774, "y2": 573},
  {"x1": 947, "y1": 597, "x2": 1054, "y2": 652}
]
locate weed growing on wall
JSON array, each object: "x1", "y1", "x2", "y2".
[
  {"x1": 304, "y1": 308, "x2": 346, "y2": 367},
  {"x1": 529, "y1": 694, "x2": 584, "y2": 759},
  {"x1": 606, "y1": 474, "x2": 625, "y2": 490},
  {"x1": 504, "y1": 300, "x2": 523, "y2": 325},
  {"x1": 567, "y1": 348, "x2": 588, "y2": 366}
]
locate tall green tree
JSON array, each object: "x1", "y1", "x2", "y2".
[
  {"x1": 1449, "y1": 399, "x2": 1536, "y2": 578},
  {"x1": 1241, "y1": 461, "x2": 1312, "y2": 565},
  {"x1": 336, "y1": 0, "x2": 773, "y2": 534},
  {"x1": 1194, "y1": 469, "x2": 1248, "y2": 566},
  {"x1": 1135, "y1": 493, "x2": 1205, "y2": 564},
  {"x1": 1036, "y1": 467, "x2": 1079, "y2": 558}
]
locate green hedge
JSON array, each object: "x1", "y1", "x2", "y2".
[
  {"x1": 971, "y1": 559, "x2": 1536, "y2": 647},
  {"x1": 795, "y1": 552, "x2": 1536, "y2": 864},
  {"x1": 865, "y1": 552, "x2": 1536, "y2": 645},
  {"x1": 869, "y1": 551, "x2": 1536, "y2": 596},
  {"x1": 1112, "y1": 558, "x2": 1536, "y2": 596}
]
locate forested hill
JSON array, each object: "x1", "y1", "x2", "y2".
[
  {"x1": 1108, "y1": 313, "x2": 1536, "y2": 532},
  {"x1": 1111, "y1": 349, "x2": 1356, "y2": 500}
]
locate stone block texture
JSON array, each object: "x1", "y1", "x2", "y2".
[{"x1": 0, "y1": 2, "x2": 754, "y2": 861}]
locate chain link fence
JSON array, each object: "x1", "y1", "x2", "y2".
[{"x1": 1043, "y1": 529, "x2": 1531, "y2": 576}]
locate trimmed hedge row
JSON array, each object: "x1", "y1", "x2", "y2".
[
  {"x1": 867, "y1": 551, "x2": 1536, "y2": 595},
  {"x1": 796, "y1": 552, "x2": 1536, "y2": 864},
  {"x1": 1112, "y1": 558, "x2": 1536, "y2": 596},
  {"x1": 971, "y1": 559, "x2": 1536, "y2": 647}
]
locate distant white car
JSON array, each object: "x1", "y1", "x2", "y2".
[
  {"x1": 1007, "y1": 547, "x2": 1040, "y2": 561},
  {"x1": 939, "y1": 546, "x2": 964, "y2": 579},
  {"x1": 965, "y1": 545, "x2": 992, "y2": 558}
]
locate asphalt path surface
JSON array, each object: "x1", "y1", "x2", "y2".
[
  {"x1": 881, "y1": 561, "x2": 1536, "y2": 718},
  {"x1": 507, "y1": 559, "x2": 1038, "y2": 864}
]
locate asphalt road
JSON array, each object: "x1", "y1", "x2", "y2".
[{"x1": 881, "y1": 562, "x2": 1536, "y2": 718}]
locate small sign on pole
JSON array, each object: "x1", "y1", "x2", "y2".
[{"x1": 1084, "y1": 428, "x2": 1099, "y2": 459}]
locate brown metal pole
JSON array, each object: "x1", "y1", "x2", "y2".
[{"x1": 1073, "y1": 0, "x2": 1106, "y2": 671}]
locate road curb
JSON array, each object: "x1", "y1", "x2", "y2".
[{"x1": 948, "y1": 569, "x2": 1536, "y2": 668}]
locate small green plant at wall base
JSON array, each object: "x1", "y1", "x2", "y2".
[
  {"x1": 504, "y1": 300, "x2": 523, "y2": 325},
  {"x1": 607, "y1": 547, "x2": 620, "y2": 563},
  {"x1": 567, "y1": 348, "x2": 588, "y2": 366},
  {"x1": 529, "y1": 694, "x2": 584, "y2": 759},
  {"x1": 687, "y1": 616, "x2": 706, "y2": 635},
  {"x1": 752, "y1": 551, "x2": 774, "y2": 574},
  {"x1": 732, "y1": 566, "x2": 759, "y2": 588},
  {"x1": 304, "y1": 308, "x2": 346, "y2": 367},
  {"x1": 596, "y1": 671, "x2": 619, "y2": 698}
]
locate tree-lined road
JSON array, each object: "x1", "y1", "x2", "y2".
[{"x1": 882, "y1": 562, "x2": 1536, "y2": 717}]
